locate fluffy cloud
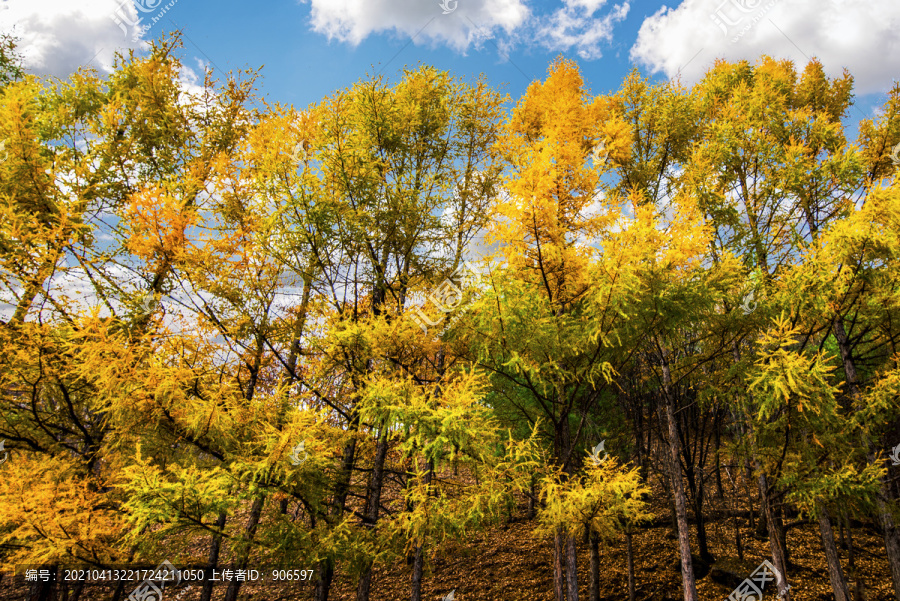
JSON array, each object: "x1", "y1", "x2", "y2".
[
  {"x1": 0, "y1": 0, "x2": 171, "y2": 78},
  {"x1": 302, "y1": 0, "x2": 632, "y2": 60},
  {"x1": 302, "y1": 0, "x2": 530, "y2": 52},
  {"x1": 536, "y1": 0, "x2": 629, "y2": 59},
  {"x1": 630, "y1": 0, "x2": 900, "y2": 94}
]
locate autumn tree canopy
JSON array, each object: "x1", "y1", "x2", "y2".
[{"x1": 1, "y1": 35, "x2": 899, "y2": 601}]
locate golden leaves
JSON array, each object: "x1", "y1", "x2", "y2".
[{"x1": 124, "y1": 184, "x2": 196, "y2": 264}]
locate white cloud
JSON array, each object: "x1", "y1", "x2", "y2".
[
  {"x1": 301, "y1": 0, "x2": 631, "y2": 60},
  {"x1": 302, "y1": 0, "x2": 530, "y2": 52},
  {"x1": 536, "y1": 0, "x2": 629, "y2": 59},
  {"x1": 630, "y1": 0, "x2": 900, "y2": 95},
  {"x1": 0, "y1": 0, "x2": 189, "y2": 78}
]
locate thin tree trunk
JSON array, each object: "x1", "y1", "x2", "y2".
[
  {"x1": 657, "y1": 407, "x2": 678, "y2": 540},
  {"x1": 357, "y1": 426, "x2": 390, "y2": 601},
  {"x1": 757, "y1": 471, "x2": 790, "y2": 598},
  {"x1": 410, "y1": 543, "x2": 426, "y2": 601},
  {"x1": 725, "y1": 463, "x2": 744, "y2": 562},
  {"x1": 626, "y1": 527, "x2": 636, "y2": 601},
  {"x1": 110, "y1": 579, "x2": 126, "y2": 601},
  {"x1": 554, "y1": 526, "x2": 567, "y2": 601},
  {"x1": 875, "y1": 485, "x2": 900, "y2": 601},
  {"x1": 660, "y1": 344, "x2": 698, "y2": 601},
  {"x1": 692, "y1": 467, "x2": 713, "y2": 563},
  {"x1": 589, "y1": 530, "x2": 600, "y2": 601},
  {"x1": 734, "y1": 510, "x2": 744, "y2": 562},
  {"x1": 818, "y1": 502, "x2": 851, "y2": 601},
  {"x1": 566, "y1": 533, "x2": 579, "y2": 601},
  {"x1": 409, "y1": 459, "x2": 434, "y2": 601},
  {"x1": 841, "y1": 510, "x2": 865, "y2": 601},
  {"x1": 775, "y1": 505, "x2": 791, "y2": 566},
  {"x1": 834, "y1": 316, "x2": 900, "y2": 600},
  {"x1": 315, "y1": 561, "x2": 335, "y2": 601},
  {"x1": 409, "y1": 350, "x2": 445, "y2": 601},
  {"x1": 316, "y1": 418, "x2": 361, "y2": 601},
  {"x1": 745, "y1": 461, "x2": 757, "y2": 534},
  {"x1": 528, "y1": 474, "x2": 537, "y2": 519},
  {"x1": 224, "y1": 336, "x2": 268, "y2": 601},
  {"x1": 200, "y1": 511, "x2": 228, "y2": 601},
  {"x1": 223, "y1": 495, "x2": 265, "y2": 601},
  {"x1": 733, "y1": 341, "x2": 790, "y2": 598}
]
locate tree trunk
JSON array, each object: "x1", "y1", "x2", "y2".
[
  {"x1": 316, "y1": 418, "x2": 361, "y2": 601},
  {"x1": 223, "y1": 495, "x2": 265, "y2": 601},
  {"x1": 357, "y1": 426, "x2": 390, "y2": 601},
  {"x1": 757, "y1": 471, "x2": 790, "y2": 598},
  {"x1": 626, "y1": 527, "x2": 636, "y2": 601},
  {"x1": 410, "y1": 543, "x2": 426, "y2": 601},
  {"x1": 834, "y1": 315, "x2": 900, "y2": 600},
  {"x1": 110, "y1": 579, "x2": 126, "y2": 601},
  {"x1": 660, "y1": 348, "x2": 698, "y2": 601},
  {"x1": 589, "y1": 530, "x2": 600, "y2": 601},
  {"x1": 554, "y1": 526, "x2": 567, "y2": 601},
  {"x1": 528, "y1": 475, "x2": 537, "y2": 519},
  {"x1": 876, "y1": 486, "x2": 900, "y2": 601},
  {"x1": 692, "y1": 467, "x2": 713, "y2": 563},
  {"x1": 841, "y1": 510, "x2": 866, "y2": 601},
  {"x1": 745, "y1": 461, "x2": 757, "y2": 534},
  {"x1": 773, "y1": 504, "x2": 790, "y2": 566},
  {"x1": 200, "y1": 511, "x2": 228, "y2": 601},
  {"x1": 714, "y1": 415, "x2": 725, "y2": 499},
  {"x1": 315, "y1": 562, "x2": 335, "y2": 601},
  {"x1": 733, "y1": 341, "x2": 790, "y2": 598},
  {"x1": 566, "y1": 532, "x2": 579, "y2": 601},
  {"x1": 409, "y1": 459, "x2": 434, "y2": 601},
  {"x1": 818, "y1": 502, "x2": 851, "y2": 601}
]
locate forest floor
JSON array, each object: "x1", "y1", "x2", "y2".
[
  {"x1": 2, "y1": 479, "x2": 895, "y2": 600},
  {"x1": 325, "y1": 491, "x2": 895, "y2": 601}
]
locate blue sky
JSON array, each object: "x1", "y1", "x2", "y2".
[{"x1": 2, "y1": 0, "x2": 899, "y2": 125}]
